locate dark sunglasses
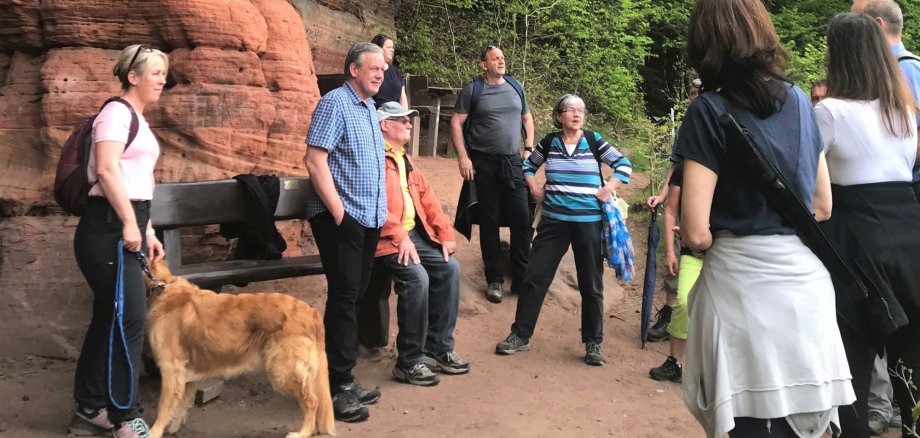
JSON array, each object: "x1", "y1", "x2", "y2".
[
  {"x1": 481, "y1": 45, "x2": 499, "y2": 61},
  {"x1": 126, "y1": 45, "x2": 154, "y2": 73}
]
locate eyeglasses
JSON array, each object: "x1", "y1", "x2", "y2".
[
  {"x1": 385, "y1": 117, "x2": 412, "y2": 125},
  {"x1": 561, "y1": 108, "x2": 586, "y2": 115},
  {"x1": 126, "y1": 45, "x2": 153, "y2": 73}
]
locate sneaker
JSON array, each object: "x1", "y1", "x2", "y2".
[
  {"x1": 331, "y1": 388, "x2": 370, "y2": 423},
  {"x1": 646, "y1": 305, "x2": 672, "y2": 342},
  {"x1": 393, "y1": 363, "x2": 440, "y2": 386},
  {"x1": 68, "y1": 407, "x2": 114, "y2": 436},
  {"x1": 485, "y1": 282, "x2": 503, "y2": 303},
  {"x1": 649, "y1": 356, "x2": 682, "y2": 382},
  {"x1": 339, "y1": 379, "x2": 381, "y2": 405},
  {"x1": 585, "y1": 342, "x2": 605, "y2": 366},
  {"x1": 867, "y1": 411, "x2": 889, "y2": 436},
  {"x1": 111, "y1": 418, "x2": 151, "y2": 438},
  {"x1": 422, "y1": 351, "x2": 471, "y2": 375},
  {"x1": 495, "y1": 332, "x2": 531, "y2": 355}
]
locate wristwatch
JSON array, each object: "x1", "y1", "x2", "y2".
[{"x1": 524, "y1": 146, "x2": 534, "y2": 152}]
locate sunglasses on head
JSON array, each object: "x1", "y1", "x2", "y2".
[{"x1": 126, "y1": 45, "x2": 154, "y2": 73}]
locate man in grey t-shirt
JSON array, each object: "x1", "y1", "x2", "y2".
[{"x1": 450, "y1": 45, "x2": 535, "y2": 304}]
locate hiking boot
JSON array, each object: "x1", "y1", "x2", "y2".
[
  {"x1": 867, "y1": 411, "x2": 889, "y2": 436},
  {"x1": 495, "y1": 333, "x2": 530, "y2": 355},
  {"x1": 68, "y1": 407, "x2": 114, "y2": 436},
  {"x1": 423, "y1": 351, "x2": 471, "y2": 375},
  {"x1": 585, "y1": 342, "x2": 606, "y2": 366},
  {"x1": 649, "y1": 356, "x2": 682, "y2": 382},
  {"x1": 111, "y1": 418, "x2": 151, "y2": 438},
  {"x1": 331, "y1": 387, "x2": 370, "y2": 423},
  {"x1": 339, "y1": 379, "x2": 381, "y2": 405},
  {"x1": 393, "y1": 363, "x2": 440, "y2": 386},
  {"x1": 646, "y1": 305, "x2": 673, "y2": 342},
  {"x1": 485, "y1": 282, "x2": 503, "y2": 303}
]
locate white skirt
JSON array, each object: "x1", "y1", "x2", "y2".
[{"x1": 682, "y1": 234, "x2": 855, "y2": 438}]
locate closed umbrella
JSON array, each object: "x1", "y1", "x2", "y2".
[{"x1": 640, "y1": 205, "x2": 660, "y2": 348}]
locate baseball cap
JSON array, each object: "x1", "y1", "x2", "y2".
[{"x1": 376, "y1": 101, "x2": 418, "y2": 121}]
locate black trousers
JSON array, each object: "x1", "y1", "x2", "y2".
[
  {"x1": 838, "y1": 322, "x2": 920, "y2": 438},
  {"x1": 73, "y1": 198, "x2": 149, "y2": 424},
  {"x1": 472, "y1": 156, "x2": 532, "y2": 292},
  {"x1": 310, "y1": 211, "x2": 381, "y2": 389},
  {"x1": 511, "y1": 217, "x2": 604, "y2": 343},
  {"x1": 728, "y1": 418, "x2": 799, "y2": 437}
]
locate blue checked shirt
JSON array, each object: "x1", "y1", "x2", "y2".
[
  {"x1": 892, "y1": 42, "x2": 920, "y2": 181},
  {"x1": 306, "y1": 82, "x2": 387, "y2": 228}
]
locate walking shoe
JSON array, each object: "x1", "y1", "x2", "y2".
[
  {"x1": 584, "y1": 342, "x2": 606, "y2": 366},
  {"x1": 422, "y1": 351, "x2": 471, "y2": 375},
  {"x1": 393, "y1": 363, "x2": 440, "y2": 386},
  {"x1": 339, "y1": 379, "x2": 381, "y2": 405},
  {"x1": 646, "y1": 305, "x2": 672, "y2": 342},
  {"x1": 68, "y1": 407, "x2": 114, "y2": 436},
  {"x1": 495, "y1": 332, "x2": 531, "y2": 355},
  {"x1": 111, "y1": 418, "x2": 151, "y2": 438},
  {"x1": 867, "y1": 411, "x2": 889, "y2": 436},
  {"x1": 331, "y1": 388, "x2": 370, "y2": 423},
  {"x1": 649, "y1": 356, "x2": 682, "y2": 382},
  {"x1": 485, "y1": 282, "x2": 503, "y2": 303}
]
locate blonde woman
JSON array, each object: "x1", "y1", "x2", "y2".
[{"x1": 69, "y1": 44, "x2": 167, "y2": 438}]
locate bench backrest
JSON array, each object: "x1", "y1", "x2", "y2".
[{"x1": 150, "y1": 177, "x2": 313, "y2": 266}]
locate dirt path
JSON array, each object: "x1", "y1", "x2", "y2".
[{"x1": 0, "y1": 157, "x2": 889, "y2": 437}]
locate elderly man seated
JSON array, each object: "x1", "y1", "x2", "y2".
[{"x1": 374, "y1": 102, "x2": 470, "y2": 386}]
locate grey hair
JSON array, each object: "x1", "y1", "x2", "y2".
[
  {"x1": 863, "y1": 0, "x2": 903, "y2": 36},
  {"x1": 112, "y1": 44, "x2": 169, "y2": 91},
  {"x1": 552, "y1": 94, "x2": 585, "y2": 128},
  {"x1": 344, "y1": 42, "x2": 384, "y2": 77}
]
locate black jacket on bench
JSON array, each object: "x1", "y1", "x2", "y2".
[{"x1": 220, "y1": 174, "x2": 287, "y2": 260}]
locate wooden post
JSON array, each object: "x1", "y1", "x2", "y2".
[
  {"x1": 409, "y1": 114, "x2": 421, "y2": 157},
  {"x1": 427, "y1": 96, "x2": 442, "y2": 157}
]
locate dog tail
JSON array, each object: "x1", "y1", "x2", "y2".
[{"x1": 315, "y1": 350, "x2": 336, "y2": 435}]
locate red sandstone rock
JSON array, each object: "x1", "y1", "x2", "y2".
[{"x1": 0, "y1": 0, "x2": 44, "y2": 52}]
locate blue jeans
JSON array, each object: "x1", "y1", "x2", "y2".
[{"x1": 380, "y1": 229, "x2": 460, "y2": 368}]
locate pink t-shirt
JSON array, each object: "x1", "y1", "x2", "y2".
[{"x1": 88, "y1": 101, "x2": 160, "y2": 200}]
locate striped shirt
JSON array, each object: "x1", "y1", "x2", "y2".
[
  {"x1": 306, "y1": 82, "x2": 387, "y2": 228},
  {"x1": 524, "y1": 131, "x2": 632, "y2": 222}
]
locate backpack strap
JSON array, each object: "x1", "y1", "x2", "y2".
[
  {"x1": 100, "y1": 97, "x2": 140, "y2": 149},
  {"x1": 897, "y1": 52, "x2": 920, "y2": 63},
  {"x1": 583, "y1": 130, "x2": 604, "y2": 179}
]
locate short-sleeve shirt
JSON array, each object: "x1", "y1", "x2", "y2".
[
  {"x1": 892, "y1": 41, "x2": 920, "y2": 181},
  {"x1": 668, "y1": 162, "x2": 683, "y2": 188},
  {"x1": 306, "y1": 82, "x2": 387, "y2": 228},
  {"x1": 373, "y1": 64, "x2": 404, "y2": 108},
  {"x1": 673, "y1": 84, "x2": 821, "y2": 236},
  {"x1": 89, "y1": 101, "x2": 160, "y2": 200},
  {"x1": 815, "y1": 98, "x2": 916, "y2": 186},
  {"x1": 454, "y1": 79, "x2": 530, "y2": 156}
]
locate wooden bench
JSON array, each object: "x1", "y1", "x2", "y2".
[{"x1": 150, "y1": 177, "x2": 323, "y2": 290}]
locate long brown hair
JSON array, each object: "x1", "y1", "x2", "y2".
[
  {"x1": 687, "y1": 0, "x2": 790, "y2": 117},
  {"x1": 826, "y1": 12, "x2": 917, "y2": 138}
]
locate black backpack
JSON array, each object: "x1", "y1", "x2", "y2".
[{"x1": 53, "y1": 98, "x2": 139, "y2": 215}]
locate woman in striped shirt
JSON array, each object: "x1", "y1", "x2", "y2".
[{"x1": 495, "y1": 94, "x2": 631, "y2": 366}]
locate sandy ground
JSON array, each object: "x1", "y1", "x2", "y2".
[{"x1": 0, "y1": 156, "x2": 896, "y2": 438}]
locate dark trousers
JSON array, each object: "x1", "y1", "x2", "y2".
[
  {"x1": 73, "y1": 198, "x2": 149, "y2": 424},
  {"x1": 728, "y1": 418, "x2": 798, "y2": 437},
  {"x1": 511, "y1": 217, "x2": 604, "y2": 343},
  {"x1": 310, "y1": 211, "x2": 381, "y2": 389},
  {"x1": 472, "y1": 157, "x2": 532, "y2": 292},
  {"x1": 839, "y1": 322, "x2": 920, "y2": 438},
  {"x1": 380, "y1": 229, "x2": 461, "y2": 368}
]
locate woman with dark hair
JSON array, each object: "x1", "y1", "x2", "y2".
[
  {"x1": 674, "y1": 0, "x2": 854, "y2": 436},
  {"x1": 817, "y1": 13, "x2": 920, "y2": 437},
  {"x1": 68, "y1": 44, "x2": 167, "y2": 438},
  {"x1": 494, "y1": 94, "x2": 632, "y2": 366},
  {"x1": 371, "y1": 33, "x2": 408, "y2": 108}
]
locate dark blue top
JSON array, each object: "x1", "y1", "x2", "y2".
[
  {"x1": 373, "y1": 63, "x2": 404, "y2": 108},
  {"x1": 673, "y1": 84, "x2": 821, "y2": 236}
]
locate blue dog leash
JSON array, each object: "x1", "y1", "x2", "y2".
[{"x1": 108, "y1": 239, "x2": 154, "y2": 410}]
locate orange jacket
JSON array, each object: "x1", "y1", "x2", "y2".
[{"x1": 375, "y1": 150, "x2": 455, "y2": 258}]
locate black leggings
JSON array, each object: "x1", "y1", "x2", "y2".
[{"x1": 72, "y1": 198, "x2": 149, "y2": 424}]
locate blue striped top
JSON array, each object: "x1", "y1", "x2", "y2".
[{"x1": 523, "y1": 131, "x2": 632, "y2": 222}]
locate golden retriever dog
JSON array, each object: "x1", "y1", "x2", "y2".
[{"x1": 145, "y1": 260, "x2": 335, "y2": 438}]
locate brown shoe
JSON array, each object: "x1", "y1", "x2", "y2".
[{"x1": 485, "y1": 282, "x2": 503, "y2": 303}]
